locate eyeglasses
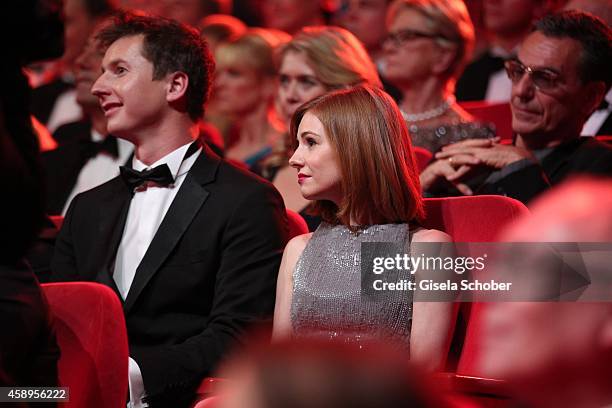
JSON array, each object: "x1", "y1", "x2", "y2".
[
  {"x1": 504, "y1": 59, "x2": 562, "y2": 91},
  {"x1": 384, "y1": 29, "x2": 446, "y2": 48}
]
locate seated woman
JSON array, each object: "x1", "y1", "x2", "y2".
[
  {"x1": 272, "y1": 86, "x2": 457, "y2": 370},
  {"x1": 211, "y1": 29, "x2": 289, "y2": 170},
  {"x1": 257, "y1": 26, "x2": 382, "y2": 229},
  {"x1": 383, "y1": 0, "x2": 494, "y2": 153}
]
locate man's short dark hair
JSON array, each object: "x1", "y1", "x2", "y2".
[
  {"x1": 96, "y1": 12, "x2": 214, "y2": 121},
  {"x1": 534, "y1": 10, "x2": 612, "y2": 90}
]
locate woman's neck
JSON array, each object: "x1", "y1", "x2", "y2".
[{"x1": 399, "y1": 78, "x2": 451, "y2": 114}]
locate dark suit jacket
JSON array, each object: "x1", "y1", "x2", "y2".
[
  {"x1": 51, "y1": 146, "x2": 289, "y2": 406},
  {"x1": 0, "y1": 262, "x2": 59, "y2": 393},
  {"x1": 455, "y1": 51, "x2": 506, "y2": 102},
  {"x1": 477, "y1": 137, "x2": 612, "y2": 203},
  {"x1": 30, "y1": 78, "x2": 73, "y2": 125}
]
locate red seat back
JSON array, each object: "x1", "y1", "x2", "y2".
[
  {"x1": 286, "y1": 209, "x2": 309, "y2": 239},
  {"x1": 413, "y1": 146, "x2": 433, "y2": 172},
  {"x1": 42, "y1": 282, "x2": 129, "y2": 408},
  {"x1": 459, "y1": 101, "x2": 513, "y2": 143},
  {"x1": 422, "y1": 196, "x2": 529, "y2": 376}
]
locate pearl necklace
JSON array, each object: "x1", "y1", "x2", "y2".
[{"x1": 400, "y1": 96, "x2": 456, "y2": 122}]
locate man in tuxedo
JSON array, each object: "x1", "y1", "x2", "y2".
[
  {"x1": 30, "y1": 0, "x2": 117, "y2": 132},
  {"x1": 51, "y1": 12, "x2": 289, "y2": 407},
  {"x1": 455, "y1": 0, "x2": 551, "y2": 102},
  {"x1": 43, "y1": 21, "x2": 134, "y2": 215},
  {"x1": 421, "y1": 11, "x2": 612, "y2": 204}
]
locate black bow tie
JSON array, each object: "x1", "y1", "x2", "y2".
[
  {"x1": 84, "y1": 136, "x2": 119, "y2": 159},
  {"x1": 120, "y1": 164, "x2": 174, "y2": 191},
  {"x1": 597, "y1": 99, "x2": 609, "y2": 111}
]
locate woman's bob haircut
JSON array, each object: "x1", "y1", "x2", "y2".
[{"x1": 290, "y1": 85, "x2": 424, "y2": 226}]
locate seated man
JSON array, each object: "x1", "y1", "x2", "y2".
[
  {"x1": 481, "y1": 177, "x2": 612, "y2": 408},
  {"x1": 421, "y1": 11, "x2": 612, "y2": 204},
  {"x1": 51, "y1": 12, "x2": 288, "y2": 407}
]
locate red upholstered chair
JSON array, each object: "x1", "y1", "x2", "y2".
[
  {"x1": 422, "y1": 196, "x2": 528, "y2": 403},
  {"x1": 422, "y1": 195, "x2": 528, "y2": 243},
  {"x1": 595, "y1": 135, "x2": 612, "y2": 144},
  {"x1": 49, "y1": 215, "x2": 64, "y2": 230},
  {"x1": 459, "y1": 101, "x2": 513, "y2": 143},
  {"x1": 413, "y1": 146, "x2": 433, "y2": 172},
  {"x1": 286, "y1": 209, "x2": 309, "y2": 239},
  {"x1": 42, "y1": 282, "x2": 129, "y2": 408}
]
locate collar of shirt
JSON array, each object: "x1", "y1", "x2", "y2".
[
  {"x1": 91, "y1": 129, "x2": 134, "y2": 160},
  {"x1": 132, "y1": 141, "x2": 201, "y2": 183}
]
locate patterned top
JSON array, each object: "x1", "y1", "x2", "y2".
[
  {"x1": 291, "y1": 222, "x2": 414, "y2": 351},
  {"x1": 409, "y1": 121, "x2": 496, "y2": 153}
]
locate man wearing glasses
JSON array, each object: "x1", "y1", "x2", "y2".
[{"x1": 420, "y1": 10, "x2": 612, "y2": 204}]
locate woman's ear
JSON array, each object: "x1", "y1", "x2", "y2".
[{"x1": 166, "y1": 71, "x2": 189, "y2": 102}]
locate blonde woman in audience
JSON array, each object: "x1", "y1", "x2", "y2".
[
  {"x1": 273, "y1": 86, "x2": 457, "y2": 371},
  {"x1": 383, "y1": 0, "x2": 494, "y2": 153},
  {"x1": 211, "y1": 29, "x2": 290, "y2": 169},
  {"x1": 256, "y1": 26, "x2": 381, "y2": 229}
]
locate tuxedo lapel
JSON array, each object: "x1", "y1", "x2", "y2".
[
  {"x1": 95, "y1": 179, "x2": 132, "y2": 300},
  {"x1": 123, "y1": 151, "x2": 220, "y2": 313}
]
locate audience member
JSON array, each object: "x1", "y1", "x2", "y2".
[
  {"x1": 273, "y1": 86, "x2": 457, "y2": 371},
  {"x1": 30, "y1": 0, "x2": 118, "y2": 133},
  {"x1": 563, "y1": 0, "x2": 612, "y2": 136},
  {"x1": 261, "y1": 0, "x2": 327, "y2": 34},
  {"x1": 43, "y1": 21, "x2": 134, "y2": 216},
  {"x1": 0, "y1": 0, "x2": 61, "y2": 393},
  {"x1": 455, "y1": 0, "x2": 551, "y2": 102},
  {"x1": 421, "y1": 11, "x2": 612, "y2": 203},
  {"x1": 198, "y1": 14, "x2": 247, "y2": 52},
  {"x1": 481, "y1": 177, "x2": 612, "y2": 408},
  {"x1": 211, "y1": 29, "x2": 289, "y2": 170},
  {"x1": 384, "y1": 0, "x2": 495, "y2": 153},
  {"x1": 149, "y1": 0, "x2": 231, "y2": 28},
  {"x1": 51, "y1": 12, "x2": 288, "y2": 407},
  {"x1": 216, "y1": 339, "x2": 450, "y2": 408},
  {"x1": 257, "y1": 26, "x2": 381, "y2": 230},
  {"x1": 333, "y1": 0, "x2": 402, "y2": 101}
]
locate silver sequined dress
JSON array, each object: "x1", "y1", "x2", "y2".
[{"x1": 290, "y1": 222, "x2": 414, "y2": 350}]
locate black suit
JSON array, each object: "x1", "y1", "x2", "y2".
[
  {"x1": 30, "y1": 78, "x2": 73, "y2": 126},
  {"x1": 0, "y1": 262, "x2": 59, "y2": 392},
  {"x1": 477, "y1": 137, "x2": 612, "y2": 203},
  {"x1": 455, "y1": 51, "x2": 506, "y2": 102},
  {"x1": 51, "y1": 146, "x2": 289, "y2": 406}
]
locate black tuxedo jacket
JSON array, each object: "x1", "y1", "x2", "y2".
[
  {"x1": 30, "y1": 78, "x2": 73, "y2": 125},
  {"x1": 478, "y1": 137, "x2": 612, "y2": 203},
  {"x1": 0, "y1": 262, "x2": 59, "y2": 390},
  {"x1": 455, "y1": 51, "x2": 506, "y2": 102},
  {"x1": 51, "y1": 146, "x2": 289, "y2": 406}
]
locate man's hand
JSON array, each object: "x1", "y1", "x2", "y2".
[
  {"x1": 435, "y1": 138, "x2": 533, "y2": 170},
  {"x1": 420, "y1": 154, "x2": 480, "y2": 196}
]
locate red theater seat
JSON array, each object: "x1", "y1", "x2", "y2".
[
  {"x1": 413, "y1": 146, "x2": 433, "y2": 172},
  {"x1": 286, "y1": 209, "x2": 308, "y2": 239},
  {"x1": 42, "y1": 282, "x2": 129, "y2": 408},
  {"x1": 423, "y1": 196, "x2": 528, "y2": 404},
  {"x1": 460, "y1": 101, "x2": 513, "y2": 143}
]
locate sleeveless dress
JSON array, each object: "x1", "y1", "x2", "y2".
[{"x1": 290, "y1": 222, "x2": 414, "y2": 351}]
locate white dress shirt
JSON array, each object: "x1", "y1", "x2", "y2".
[
  {"x1": 61, "y1": 129, "x2": 134, "y2": 215},
  {"x1": 46, "y1": 89, "x2": 84, "y2": 133},
  {"x1": 581, "y1": 89, "x2": 612, "y2": 136},
  {"x1": 113, "y1": 141, "x2": 202, "y2": 408},
  {"x1": 484, "y1": 46, "x2": 516, "y2": 103}
]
